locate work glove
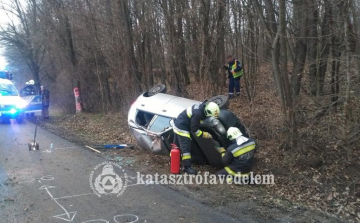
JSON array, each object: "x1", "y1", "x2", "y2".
[
  {"x1": 202, "y1": 132, "x2": 212, "y2": 139},
  {"x1": 223, "y1": 64, "x2": 228, "y2": 70},
  {"x1": 215, "y1": 145, "x2": 226, "y2": 154}
]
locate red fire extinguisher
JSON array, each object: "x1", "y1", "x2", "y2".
[{"x1": 170, "y1": 143, "x2": 180, "y2": 174}]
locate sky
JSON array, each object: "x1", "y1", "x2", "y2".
[
  {"x1": 0, "y1": 5, "x2": 8, "y2": 70},
  {"x1": 0, "y1": 1, "x2": 17, "y2": 71},
  {"x1": 0, "y1": 56, "x2": 7, "y2": 70}
]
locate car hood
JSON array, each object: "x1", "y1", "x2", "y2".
[{"x1": 0, "y1": 96, "x2": 26, "y2": 106}]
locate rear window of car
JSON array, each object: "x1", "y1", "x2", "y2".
[
  {"x1": 148, "y1": 115, "x2": 172, "y2": 133},
  {"x1": 0, "y1": 82, "x2": 18, "y2": 96}
]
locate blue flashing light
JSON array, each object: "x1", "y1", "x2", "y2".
[{"x1": 9, "y1": 108, "x2": 17, "y2": 114}]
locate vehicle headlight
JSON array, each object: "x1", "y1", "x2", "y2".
[
  {"x1": 16, "y1": 100, "x2": 27, "y2": 109},
  {"x1": 211, "y1": 119, "x2": 219, "y2": 126},
  {"x1": 9, "y1": 108, "x2": 17, "y2": 114}
]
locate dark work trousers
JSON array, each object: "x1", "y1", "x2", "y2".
[
  {"x1": 228, "y1": 76, "x2": 241, "y2": 95},
  {"x1": 174, "y1": 133, "x2": 192, "y2": 167},
  {"x1": 42, "y1": 106, "x2": 49, "y2": 118}
]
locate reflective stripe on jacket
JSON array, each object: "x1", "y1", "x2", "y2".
[
  {"x1": 231, "y1": 60, "x2": 243, "y2": 78},
  {"x1": 224, "y1": 138, "x2": 255, "y2": 175},
  {"x1": 174, "y1": 102, "x2": 207, "y2": 138}
]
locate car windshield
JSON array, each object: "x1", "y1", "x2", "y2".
[
  {"x1": 148, "y1": 115, "x2": 172, "y2": 133},
  {"x1": 0, "y1": 82, "x2": 19, "y2": 96}
]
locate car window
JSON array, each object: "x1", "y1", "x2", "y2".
[
  {"x1": 20, "y1": 85, "x2": 39, "y2": 96},
  {"x1": 0, "y1": 82, "x2": 18, "y2": 96},
  {"x1": 148, "y1": 115, "x2": 172, "y2": 133},
  {"x1": 135, "y1": 110, "x2": 155, "y2": 127}
]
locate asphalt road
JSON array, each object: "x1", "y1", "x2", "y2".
[{"x1": 0, "y1": 119, "x2": 253, "y2": 223}]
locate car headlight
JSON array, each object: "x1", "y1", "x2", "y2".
[
  {"x1": 16, "y1": 100, "x2": 27, "y2": 109},
  {"x1": 9, "y1": 108, "x2": 17, "y2": 114}
]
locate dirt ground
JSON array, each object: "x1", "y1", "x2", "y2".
[
  {"x1": 29, "y1": 111, "x2": 353, "y2": 223},
  {"x1": 29, "y1": 67, "x2": 360, "y2": 223}
]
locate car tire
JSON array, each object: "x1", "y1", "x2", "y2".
[
  {"x1": 16, "y1": 114, "x2": 24, "y2": 123},
  {"x1": 207, "y1": 95, "x2": 230, "y2": 109},
  {"x1": 148, "y1": 84, "x2": 167, "y2": 96}
]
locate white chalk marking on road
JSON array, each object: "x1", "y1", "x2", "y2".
[
  {"x1": 53, "y1": 211, "x2": 77, "y2": 222},
  {"x1": 39, "y1": 185, "x2": 76, "y2": 222},
  {"x1": 53, "y1": 193, "x2": 92, "y2": 200},
  {"x1": 39, "y1": 185, "x2": 56, "y2": 190},
  {"x1": 41, "y1": 175, "x2": 54, "y2": 181},
  {"x1": 43, "y1": 150, "x2": 51, "y2": 153},
  {"x1": 113, "y1": 214, "x2": 139, "y2": 223},
  {"x1": 82, "y1": 220, "x2": 109, "y2": 223},
  {"x1": 85, "y1": 145, "x2": 101, "y2": 154},
  {"x1": 38, "y1": 180, "x2": 41, "y2": 183}
]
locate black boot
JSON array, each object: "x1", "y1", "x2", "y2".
[{"x1": 183, "y1": 166, "x2": 197, "y2": 175}]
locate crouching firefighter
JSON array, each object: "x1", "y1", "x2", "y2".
[
  {"x1": 173, "y1": 101, "x2": 220, "y2": 174},
  {"x1": 215, "y1": 127, "x2": 256, "y2": 182}
]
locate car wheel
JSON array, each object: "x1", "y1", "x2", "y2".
[
  {"x1": 16, "y1": 114, "x2": 24, "y2": 123},
  {"x1": 148, "y1": 84, "x2": 167, "y2": 96},
  {"x1": 207, "y1": 95, "x2": 230, "y2": 109}
]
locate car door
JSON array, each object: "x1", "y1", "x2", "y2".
[
  {"x1": 146, "y1": 115, "x2": 173, "y2": 155},
  {"x1": 147, "y1": 115, "x2": 210, "y2": 165},
  {"x1": 128, "y1": 110, "x2": 155, "y2": 151}
]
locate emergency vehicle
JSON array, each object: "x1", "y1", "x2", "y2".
[
  {"x1": 19, "y1": 81, "x2": 42, "y2": 116},
  {"x1": 0, "y1": 77, "x2": 26, "y2": 123}
]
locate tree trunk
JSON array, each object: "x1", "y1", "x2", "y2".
[
  {"x1": 307, "y1": 1, "x2": 319, "y2": 95},
  {"x1": 120, "y1": 0, "x2": 142, "y2": 93},
  {"x1": 331, "y1": 35, "x2": 340, "y2": 106},
  {"x1": 317, "y1": 0, "x2": 332, "y2": 96},
  {"x1": 342, "y1": 2, "x2": 353, "y2": 161},
  {"x1": 291, "y1": 0, "x2": 309, "y2": 97}
]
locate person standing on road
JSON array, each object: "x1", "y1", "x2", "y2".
[
  {"x1": 41, "y1": 85, "x2": 50, "y2": 119},
  {"x1": 223, "y1": 55, "x2": 243, "y2": 98},
  {"x1": 173, "y1": 101, "x2": 220, "y2": 174},
  {"x1": 215, "y1": 127, "x2": 256, "y2": 182}
]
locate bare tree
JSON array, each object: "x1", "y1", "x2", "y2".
[{"x1": 0, "y1": 0, "x2": 45, "y2": 85}]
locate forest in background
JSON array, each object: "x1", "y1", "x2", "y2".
[{"x1": 0, "y1": 0, "x2": 359, "y2": 157}]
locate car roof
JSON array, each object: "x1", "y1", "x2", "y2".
[{"x1": 135, "y1": 93, "x2": 201, "y2": 118}]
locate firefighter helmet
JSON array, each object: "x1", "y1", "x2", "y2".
[
  {"x1": 204, "y1": 102, "x2": 220, "y2": 118},
  {"x1": 227, "y1": 127, "x2": 242, "y2": 140}
]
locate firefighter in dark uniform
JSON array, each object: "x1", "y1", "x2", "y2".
[
  {"x1": 174, "y1": 101, "x2": 220, "y2": 174},
  {"x1": 215, "y1": 127, "x2": 256, "y2": 181},
  {"x1": 41, "y1": 85, "x2": 50, "y2": 118}
]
